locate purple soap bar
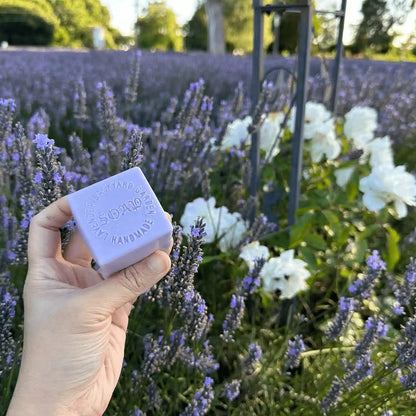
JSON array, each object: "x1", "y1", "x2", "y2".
[{"x1": 67, "y1": 167, "x2": 172, "y2": 278}]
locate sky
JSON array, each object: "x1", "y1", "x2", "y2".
[{"x1": 101, "y1": 0, "x2": 416, "y2": 46}]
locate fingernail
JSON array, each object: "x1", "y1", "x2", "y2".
[{"x1": 146, "y1": 252, "x2": 166, "y2": 273}]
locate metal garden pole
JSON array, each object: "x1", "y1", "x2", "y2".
[
  {"x1": 249, "y1": 0, "x2": 264, "y2": 222},
  {"x1": 329, "y1": 0, "x2": 347, "y2": 113},
  {"x1": 287, "y1": 0, "x2": 312, "y2": 227}
]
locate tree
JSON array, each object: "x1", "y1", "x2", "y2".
[
  {"x1": 205, "y1": 0, "x2": 225, "y2": 55},
  {"x1": 185, "y1": 0, "x2": 273, "y2": 53},
  {"x1": 184, "y1": 5, "x2": 207, "y2": 51},
  {"x1": 50, "y1": 0, "x2": 119, "y2": 48},
  {"x1": 223, "y1": 0, "x2": 273, "y2": 53},
  {"x1": 351, "y1": 0, "x2": 394, "y2": 54},
  {"x1": 0, "y1": 0, "x2": 58, "y2": 45},
  {"x1": 136, "y1": 1, "x2": 183, "y2": 51},
  {"x1": 0, "y1": 0, "x2": 121, "y2": 47},
  {"x1": 271, "y1": 0, "x2": 322, "y2": 54}
]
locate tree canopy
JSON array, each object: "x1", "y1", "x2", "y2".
[
  {"x1": 351, "y1": 0, "x2": 416, "y2": 54},
  {"x1": 0, "y1": 0, "x2": 58, "y2": 45},
  {"x1": 351, "y1": 0, "x2": 394, "y2": 54},
  {"x1": 136, "y1": 1, "x2": 183, "y2": 51},
  {"x1": 185, "y1": 0, "x2": 273, "y2": 53},
  {"x1": 0, "y1": 0, "x2": 120, "y2": 47}
]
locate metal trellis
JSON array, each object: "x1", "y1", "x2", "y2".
[{"x1": 250, "y1": 0, "x2": 347, "y2": 227}]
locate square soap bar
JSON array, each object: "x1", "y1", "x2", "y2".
[{"x1": 67, "y1": 167, "x2": 172, "y2": 278}]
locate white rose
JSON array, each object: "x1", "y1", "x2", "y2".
[
  {"x1": 335, "y1": 167, "x2": 355, "y2": 188},
  {"x1": 344, "y1": 106, "x2": 378, "y2": 150},
  {"x1": 307, "y1": 118, "x2": 341, "y2": 163},
  {"x1": 260, "y1": 250, "x2": 311, "y2": 298},
  {"x1": 289, "y1": 102, "x2": 332, "y2": 139},
  {"x1": 217, "y1": 210, "x2": 248, "y2": 253},
  {"x1": 359, "y1": 165, "x2": 416, "y2": 218},
  {"x1": 180, "y1": 197, "x2": 249, "y2": 251},
  {"x1": 259, "y1": 112, "x2": 284, "y2": 159},
  {"x1": 366, "y1": 136, "x2": 394, "y2": 168},
  {"x1": 239, "y1": 241, "x2": 270, "y2": 268},
  {"x1": 220, "y1": 116, "x2": 252, "y2": 150}
]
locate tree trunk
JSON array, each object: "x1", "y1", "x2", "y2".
[{"x1": 205, "y1": 0, "x2": 225, "y2": 55}]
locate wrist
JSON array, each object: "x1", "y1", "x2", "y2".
[{"x1": 7, "y1": 379, "x2": 79, "y2": 416}]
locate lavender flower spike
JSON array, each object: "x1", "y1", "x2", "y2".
[
  {"x1": 393, "y1": 258, "x2": 416, "y2": 313},
  {"x1": 220, "y1": 292, "x2": 245, "y2": 343},
  {"x1": 320, "y1": 376, "x2": 343, "y2": 415},
  {"x1": 354, "y1": 317, "x2": 388, "y2": 360},
  {"x1": 285, "y1": 335, "x2": 306, "y2": 370},
  {"x1": 180, "y1": 377, "x2": 214, "y2": 416},
  {"x1": 349, "y1": 250, "x2": 386, "y2": 301},
  {"x1": 243, "y1": 343, "x2": 262, "y2": 375},
  {"x1": 222, "y1": 379, "x2": 241, "y2": 401},
  {"x1": 325, "y1": 297, "x2": 354, "y2": 341},
  {"x1": 0, "y1": 287, "x2": 19, "y2": 376}
]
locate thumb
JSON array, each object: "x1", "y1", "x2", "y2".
[{"x1": 78, "y1": 250, "x2": 171, "y2": 313}]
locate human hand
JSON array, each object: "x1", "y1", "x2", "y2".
[{"x1": 7, "y1": 196, "x2": 172, "y2": 416}]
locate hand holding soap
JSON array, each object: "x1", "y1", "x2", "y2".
[{"x1": 67, "y1": 167, "x2": 173, "y2": 278}]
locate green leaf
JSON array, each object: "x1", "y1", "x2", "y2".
[
  {"x1": 385, "y1": 226, "x2": 400, "y2": 270},
  {"x1": 360, "y1": 224, "x2": 380, "y2": 239},
  {"x1": 322, "y1": 209, "x2": 340, "y2": 225},
  {"x1": 298, "y1": 246, "x2": 317, "y2": 270},
  {"x1": 355, "y1": 238, "x2": 368, "y2": 264},
  {"x1": 259, "y1": 289, "x2": 274, "y2": 308},
  {"x1": 333, "y1": 223, "x2": 353, "y2": 246},
  {"x1": 289, "y1": 212, "x2": 314, "y2": 248},
  {"x1": 304, "y1": 234, "x2": 327, "y2": 251},
  {"x1": 200, "y1": 254, "x2": 223, "y2": 265},
  {"x1": 296, "y1": 206, "x2": 319, "y2": 215},
  {"x1": 346, "y1": 170, "x2": 360, "y2": 201}
]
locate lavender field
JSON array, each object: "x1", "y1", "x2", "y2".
[
  {"x1": 1, "y1": 50, "x2": 416, "y2": 415},
  {"x1": 1, "y1": 50, "x2": 416, "y2": 145}
]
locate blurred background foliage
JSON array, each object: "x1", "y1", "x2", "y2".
[
  {"x1": 1, "y1": 0, "x2": 416, "y2": 59},
  {"x1": 135, "y1": 1, "x2": 183, "y2": 51},
  {"x1": 0, "y1": 0, "x2": 121, "y2": 47}
]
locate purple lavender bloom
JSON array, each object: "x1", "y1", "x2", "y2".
[
  {"x1": 33, "y1": 134, "x2": 54, "y2": 149},
  {"x1": 285, "y1": 335, "x2": 306, "y2": 370},
  {"x1": 230, "y1": 294, "x2": 237, "y2": 308},
  {"x1": 366, "y1": 250, "x2": 386, "y2": 271},
  {"x1": 8, "y1": 251, "x2": 17, "y2": 260},
  {"x1": 244, "y1": 343, "x2": 262, "y2": 375},
  {"x1": 53, "y1": 172, "x2": 62, "y2": 183},
  {"x1": 223, "y1": 379, "x2": 241, "y2": 401},
  {"x1": 191, "y1": 226, "x2": 207, "y2": 238},
  {"x1": 354, "y1": 317, "x2": 387, "y2": 360},
  {"x1": 0, "y1": 288, "x2": 19, "y2": 373},
  {"x1": 349, "y1": 252, "x2": 386, "y2": 301},
  {"x1": 393, "y1": 259, "x2": 416, "y2": 313},
  {"x1": 400, "y1": 368, "x2": 416, "y2": 391},
  {"x1": 325, "y1": 297, "x2": 354, "y2": 341},
  {"x1": 320, "y1": 376, "x2": 343, "y2": 414},
  {"x1": 180, "y1": 376, "x2": 214, "y2": 416},
  {"x1": 393, "y1": 303, "x2": 405, "y2": 315},
  {"x1": 221, "y1": 292, "x2": 245, "y2": 342}
]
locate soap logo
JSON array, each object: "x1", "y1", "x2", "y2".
[
  {"x1": 99, "y1": 198, "x2": 142, "y2": 224},
  {"x1": 84, "y1": 180, "x2": 157, "y2": 245}
]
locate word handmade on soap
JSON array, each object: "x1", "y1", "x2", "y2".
[{"x1": 67, "y1": 167, "x2": 173, "y2": 278}]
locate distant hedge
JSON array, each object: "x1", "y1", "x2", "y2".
[{"x1": 0, "y1": 0, "x2": 58, "y2": 45}]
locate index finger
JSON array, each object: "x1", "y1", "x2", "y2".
[{"x1": 28, "y1": 197, "x2": 73, "y2": 261}]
